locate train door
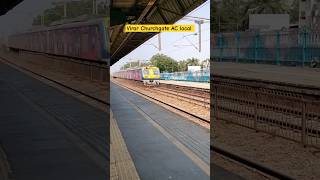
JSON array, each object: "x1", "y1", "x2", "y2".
[
  {"x1": 134, "y1": 69, "x2": 139, "y2": 81},
  {"x1": 138, "y1": 69, "x2": 142, "y2": 81},
  {"x1": 80, "y1": 26, "x2": 89, "y2": 59}
]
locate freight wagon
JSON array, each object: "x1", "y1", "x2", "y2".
[
  {"x1": 8, "y1": 18, "x2": 109, "y2": 62},
  {"x1": 113, "y1": 66, "x2": 160, "y2": 85}
]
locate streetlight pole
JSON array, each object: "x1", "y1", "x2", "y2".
[
  {"x1": 195, "y1": 20, "x2": 203, "y2": 52},
  {"x1": 92, "y1": 0, "x2": 95, "y2": 15},
  {"x1": 63, "y1": 2, "x2": 67, "y2": 18},
  {"x1": 93, "y1": 0, "x2": 98, "y2": 15},
  {"x1": 41, "y1": 14, "x2": 45, "y2": 25}
]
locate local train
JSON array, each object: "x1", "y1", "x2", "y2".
[
  {"x1": 113, "y1": 66, "x2": 161, "y2": 85},
  {"x1": 8, "y1": 18, "x2": 109, "y2": 62}
]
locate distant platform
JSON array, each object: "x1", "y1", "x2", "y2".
[
  {"x1": 160, "y1": 80, "x2": 210, "y2": 89},
  {"x1": 213, "y1": 62, "x2": 320, "y2": 88}
]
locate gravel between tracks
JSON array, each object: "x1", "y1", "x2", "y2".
[
  {"x1": 213, "y1": 119, "x2": 320, "y2": 180},
  {"x1": 0, "y1": 50, "x2": 108, "y2": 102}
]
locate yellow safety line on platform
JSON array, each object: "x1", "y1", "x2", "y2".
[
  {"x1": 110, "y1": 110, "x2": 140, "y2": 180},
  {"x1": 118, "y1": 91, "x2": 210, "y2": 176}
]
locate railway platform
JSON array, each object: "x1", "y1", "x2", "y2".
[
  {"x1": 111, "y1": 82, "x2": 246, "y2": 179},
  {"x1": 159, "y1": 80, "x2": 210, "y2": 89},
  {"x1": 111, "y1": 82, "x2": 210, "y2": 179},
  {"x1": 0, "y1": 61, "x2": 107, "y2": 179},
  {"x1": 213, "y1": 62, "x2": 320, "y2": 87}
]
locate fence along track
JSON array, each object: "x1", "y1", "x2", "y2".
[
  {"x1": 212, "y1": 74, "x2": 320, "y2": 148},
  {"x1": 212, "y1": 29, "x2": 320, "y2": 66}
]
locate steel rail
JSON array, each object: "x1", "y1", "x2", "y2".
[{"x1": 211, "y1": 145, "x2": 295, "y2": 180}]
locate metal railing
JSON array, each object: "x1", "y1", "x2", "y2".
[
  {"x1": 212, "y1": 28, "x2": 320, "y2": 66},
  {"x1": 212, "y1": 74, "x2": 320, "y2": 148}
]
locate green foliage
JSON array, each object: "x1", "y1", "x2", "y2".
[
  {"x1": 121, "y1": 60, "x2": 150, "y2": 70},
  {"x1": 212, "y1": 0, "x2": 295, "y2": 33},
  {"x1": 177, "y1": 60, "x2": 188, "y2": 71},
  {"x1": 150, "y1": 54, "x2": 178, "y2": 73},
  {"x1": 177, "y1": 58, "x2": 201, "y2": 71},
  {"x1": 290, "y1": 0, "x2": 299, "y2": 24},
  {"x1": 32, "y1": 0, "x2": 108, "y2": 26},
  {"x1": 120, "y1": 54, "x2": 203, "y2": 73},
  {"x1": 186, "y1": 58, "x2": 200, "y2": 66}
]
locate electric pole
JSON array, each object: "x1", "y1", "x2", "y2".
[
  {"x1": 93, "y1": 0, "x2": 98, "y2": 15},
  {"x1": 63, "y1": 2, "x2": 67, "y2": 18},
  {"x1": 41, "y1": 14, "x2": 45, "y2": 25},
  {"x1": 95, "y1": 0, "x2": 98, "y2": 15},
  {"x1": 92, "y1": 0, "x2": 95, "y2": 15},
  {"x1": 195, "y1": 20, "x2": 204, "y2": 52},
  {"x1": 158, "y1": 33, "x2": 161, "y2": 51}
]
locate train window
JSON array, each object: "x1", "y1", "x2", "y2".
[
  {"x1": 143, "y1": 69, "x2": 149, "y2": 75},
  {"x1": 153, "y1": 69, "x2": 160, "y2": 75}
]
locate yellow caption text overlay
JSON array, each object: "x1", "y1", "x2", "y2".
[{"x1": 124, "y1": 24, "x2": 195, "y2": 33}]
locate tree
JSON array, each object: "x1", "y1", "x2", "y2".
[
  {"x1": 32, "y1": 0, "x2": 108, "y2": 26},
  {"x1": 290, "y1": 0, "x2": 299, "y2": 24},
  {"x1": 150, "y1": 54, "x2": 178, "y2": 73},
  {"x1": 186, "y1": 58, "x2": 200, "y2": 66},
  {"x1": 177, "y1": 60, "x2": 187, "y2": 71},
  {"x1": 212, "y1": 0, "x2": 292, "y2": 32},
  {"x1": 121, "y1": 60, "x2": 149, "y2": 70},
  {"x1": 201, "y1": 59, "x2": 210, "y2": 69}
]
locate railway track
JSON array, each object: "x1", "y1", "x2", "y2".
[
  {"x1": 211, "y1": 145, "x2": 295, "y2": 180},
  {"x1": 159, "y1": 83, "x2": 210, "y2": 98},
  {"x1": 112, "y1": 79, "x2": 210, "y2": 124},
  {"x1": 213, "y1": 74, "x2": 320, "y2": 148},
  {"x1": 156, "y1": 84, "x2": 210, "y2": 106},
  {"x1": 155, "y1": 87, "x2": 209, "y2": 108},
  {"x1": 0, "y1": 55, "x2": 109, "y2": 160},
  {"x1": 128, "y1": 80, "x2": 210, "y2": 108}
]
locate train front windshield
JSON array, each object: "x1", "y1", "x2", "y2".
[
  {"x1": 153, "y1": 69, "x2": 160, "y2": 75},
  {"x1": 143, "y1": 69, "x2": 149, "y2": 75}
]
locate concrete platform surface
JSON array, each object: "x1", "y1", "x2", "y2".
[
  {"x1": 0, "y1": 62, "x2": 108, "y2": 180},
  {"x1": 213, "y1": 62, "x2": 320, "y2": 87},
  {"x1": 111, "y1": 82, "x2": 210, "y2": 179}
]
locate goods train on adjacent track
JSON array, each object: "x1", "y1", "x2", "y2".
[
  {"x1": 113, "y1": 66, "x2": 161, "y2": 85},
  {"x1": 8, "y1": 18, "x2": 109, "y2": 62}
]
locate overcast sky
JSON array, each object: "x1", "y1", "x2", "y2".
[
  {"x1": 0, "y1": 0, "x2": 56, "y2": 38},
  {"x1": 0, "y1": 0, "x2": 210, "y2": 72},
  {"x1": 111, "y1": 0, "x2": 210, "y2": 73}
]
